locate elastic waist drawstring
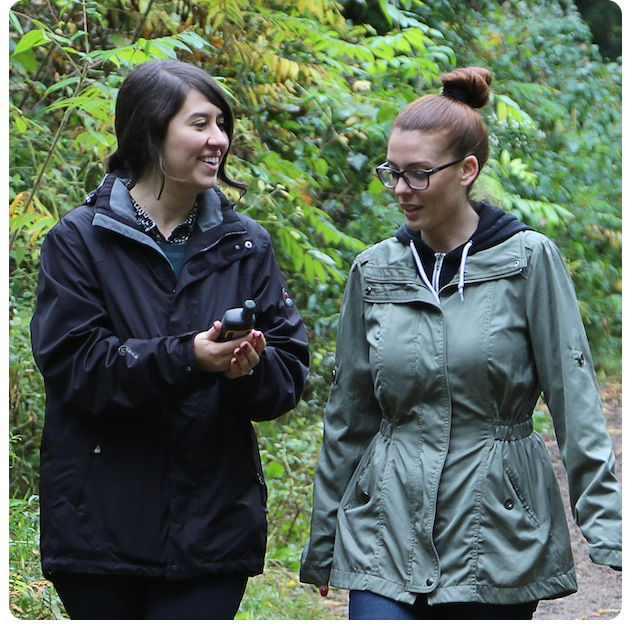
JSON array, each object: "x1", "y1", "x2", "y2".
[{"x1": 409, "y1": 239, "x2": 474, "y2": 303}]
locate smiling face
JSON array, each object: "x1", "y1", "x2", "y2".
[
  {"x1": 161, "y1": 88, "x2": 230, "y2": 198},
  {"x1": 386, "y1": 128, "x2": 479, "y2": 250}
]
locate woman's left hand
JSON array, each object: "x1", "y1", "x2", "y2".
[{"x1": 224, "y1": 329, "x2": 266, "y2": 379}]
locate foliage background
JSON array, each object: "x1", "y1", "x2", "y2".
[{"x1": 9, "y1": 0, "x2": 621, "y2": 618}]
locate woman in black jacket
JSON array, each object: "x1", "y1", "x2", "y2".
[{"x1": 30, "y1": 59, "x2": 309, "y2": 620}]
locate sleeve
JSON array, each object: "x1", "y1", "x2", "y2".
[
  {"x1": 30, "y1": 219, "x2": 214, "y2": 419},
  {"x1": 525, "y1": 235, "x2": 622, "y2": 568},
  {"x1": 219, "y1": 235, "x2": 309, "y2": 422},
  {"x1": 299, "y1": 259, "x2": 384, "y2": 586}
]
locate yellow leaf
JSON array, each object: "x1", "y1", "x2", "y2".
[{"x1": 9, "y1": 192, "x2": 31, "y2": 217}]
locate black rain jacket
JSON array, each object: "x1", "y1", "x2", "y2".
[{"x1": 31, "y1": 172, "x2": 309, "y2": 580}]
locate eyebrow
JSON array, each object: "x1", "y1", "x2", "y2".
[
  {"x1": 387, "y1": 160, "x2": 432, "y2": 170},
  {"x1": 187, "y1": 112, "x2": 225, "y2": 121}
]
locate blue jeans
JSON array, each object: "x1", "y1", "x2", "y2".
[{"x1": 349, "y1": 590, "x2": 538, "y2": 620}]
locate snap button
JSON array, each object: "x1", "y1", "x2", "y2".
[
  {"x1": 244, "y1": 240, "x2": 253, "y2": 249},
  {"x1": 118, "y1": 345, "x2": 126, "y2": 356},
  {"x1": 504, "y1": 498, "x2": 514, "y2": 510},
  {"x1": 576, "y1": 353, "x2": 585, "y2": 366},
  {"x1": 235, "y1": 244, "x2": 241, "y2": 250},
  {"x1": 186, "y1": 365, "x2": 192, "y2": 373},
  {"x1": 426, "y1": 577, "x2": 435, "y2": 586},
  {"x1": 171, "y1": 565, "x2": 180, "y2": 575},
  {"x1": 364, "y1": 286, "x2": 372, "y2": 295}
]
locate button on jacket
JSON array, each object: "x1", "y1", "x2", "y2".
[
  {"x1": 31, "y1": 172, "x2": 309, "y2": 580},
  {"x1": 300, "y1": 225, "x2": 621, "y2": 605}
]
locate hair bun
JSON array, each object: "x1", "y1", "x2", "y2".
[{"x1": 441, "y1": 67, "x2": 492, "y2": 109}]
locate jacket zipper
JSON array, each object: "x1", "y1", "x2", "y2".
[
  {"x1": 431, "y1": 252, "x2": 446, "y2": 295},
  {"x1": 409, "y1": 240, "x2": 445, "y2": 304}
]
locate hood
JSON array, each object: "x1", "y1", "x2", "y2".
[{"x1": 394, "y1": 200, "x2": 533, "y2": 302}]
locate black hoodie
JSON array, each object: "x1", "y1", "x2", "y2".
[{"x1": 394, "y1": 200, "x2": 533, "y2": 289}]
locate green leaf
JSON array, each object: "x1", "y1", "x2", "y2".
[
  {"x1": 347, "y1": 153, "x2": 368, "y2": 171},
  {"x1": 314, "y1": 158, "x2": 329, "y2": 177},
  {"x1": 9, "y1": 11, "x2": 24, "y2": 36},
  {"x1": 265, "y1": 461, "x2": 285, "y2": 478},
  {"x1": 13, "y1": 29, "x2": 50, "y2": 56},
  {"x1": 306, "y1": 249, "x2": 337, "y2": 267}
]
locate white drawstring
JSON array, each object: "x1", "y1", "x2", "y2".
[
  {"x1": 409, "y1": 239, "x2": 474, "y2": 303},
  {"x1": 458, "y1": 240, "x2": 473, "y2": 301},
  {"x1": 410, "y1": 240, "x2": 440, "y2": 304}
]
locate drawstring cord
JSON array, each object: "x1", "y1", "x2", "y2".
[
  {"x1": 410, "y1": 240, "x2": 440, "y2": 304},
  {"x1": 458, "y1": 240, "x2": 473, "y2": 301},
  {"x1": 409, "y1": 239, "x2": 474, "y2": 303}
]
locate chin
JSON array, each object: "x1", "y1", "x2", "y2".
[{"x1": 188, "y1": 177, "x2": 218, "y2": 193}]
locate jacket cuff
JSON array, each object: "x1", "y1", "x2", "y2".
[
  {"x1": 588, "y1": 545, "x2": 622, "y2": 569},
  {"x1": 182, "y1": 332, "x2": 217, "y2": 390},
  {"x1": 299, "y1": 566, "x2": 331, "y2": 587},
  {"x1": 299, "y1": 541, "x2": 331, "y2": 586}
]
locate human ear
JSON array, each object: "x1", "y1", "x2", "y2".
[{"x1": 460, "y1": 155, "x2": 480, "y2": 187}]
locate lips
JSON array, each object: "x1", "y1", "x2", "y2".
[
  {"x1": 401, "y1": 204, "x2": 422, "y2": 215},
  {"x1": 199, "y1": 153, "x2": 221, "y2": 167}
]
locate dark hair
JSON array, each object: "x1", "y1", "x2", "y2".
[
  {"x1": 392, "y1": 66, "x2": 492, "y2": 177},
  {"x1": 108, "y1": 60, "x2": 246, "y2": 194}
]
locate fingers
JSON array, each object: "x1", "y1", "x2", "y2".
[
  {"x1": 196, "y1": 324, "x2": 266, "y2": 378},
  {"x1": 250, "y1": 330, "x2": 266, "y2": 354},
  {"x1": 193, "y1": 322, "x2": 251, "y2": 373},
  {"x1": 230, "y1": 331, "x2": 266, "y2": 372},
  {"x1": 231, "y1": 341, "x2": 259, "y2": 375},
  {"x1": 206, "y1": 320, "x2": 222, "y2": 341},
  {"x1": 222, "y1": 339, "x2": 259, "y2": 379}
]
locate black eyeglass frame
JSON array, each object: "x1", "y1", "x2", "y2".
[{"x1": 375, "y1": 154, "x2": 472, "y2": 191}]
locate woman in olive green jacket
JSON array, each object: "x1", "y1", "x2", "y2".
[{"x1": 300, "y1": 67, "x2": 621, "y2": 620}]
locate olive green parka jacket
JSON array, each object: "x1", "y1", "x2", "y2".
[{"x1": 300, "y1": 227, "x2": 621, "y2": 605}]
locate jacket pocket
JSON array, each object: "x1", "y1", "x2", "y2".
[
  {"x1": 70, "y1": 431, "x2": 104, "y2": 509},
  {"x1": 502, "y1": 463, "x2": 542, "y2": 528},
  {"x1": 256, "y1": 471, "x2": 268, "y2": 512},
  {"x1": 362, "y1": 266, "x2": 428, "y2": 305},
  {"x1": 340, "y1": 433, "x2": 383, "y2": 512},
  {"x1": 501, "y1": 435, "x2": 555, "y2": 528},
  {"x1": 477, "y1": 436, "x2": 570, "y2": 587}
]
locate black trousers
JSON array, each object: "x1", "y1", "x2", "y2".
[{"x1": 51, "y1": 571, "x2": 248, "y2": 620}]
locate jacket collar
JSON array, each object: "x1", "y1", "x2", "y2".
[
  {"x1": 393, "y1": 201, "x2": 532, "y2": 302},
  {"x1": 441, "y1": 233, "x2": 528, "y2": 287},
  {"x1": 88, "y1": 172, "x2": 248, "y2": 247}
]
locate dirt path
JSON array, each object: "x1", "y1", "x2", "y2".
[{"x1": 321, "y1": 380, "x2": 622, "y2": 620}]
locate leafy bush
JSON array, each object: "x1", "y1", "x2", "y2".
[
  {"x1": 9, "y1": 291, "x2": 45, "y2": 499},
  {"x1": 8, "y1": 491, "x2": 67, "y2": 619}
]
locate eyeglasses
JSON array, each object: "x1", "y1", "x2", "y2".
[{"x1": 375, "y1": 155, "x2": 469, "y2": 191}]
